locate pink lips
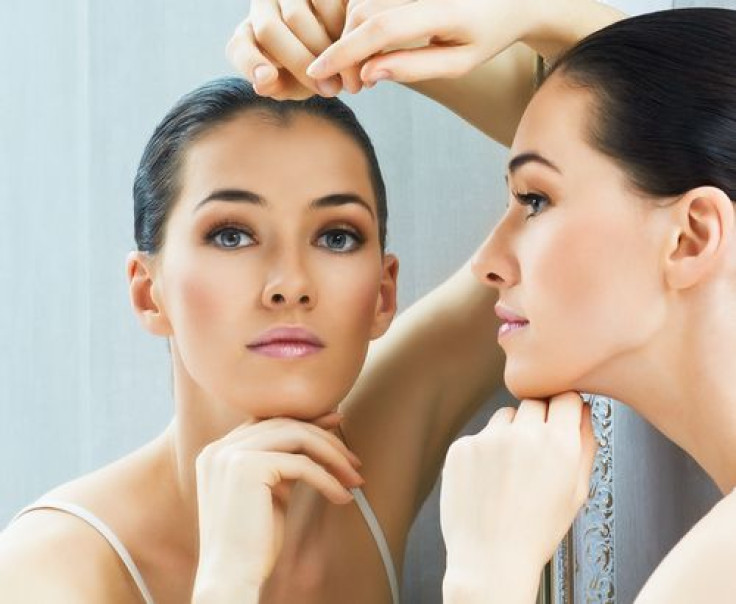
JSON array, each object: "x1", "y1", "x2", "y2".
[
  {"x1": 494, "y1": 304, "x2": 529, "y2": 339},
  {"x1": 247, "y1": 326, "x2": 325, "y2": 359}
]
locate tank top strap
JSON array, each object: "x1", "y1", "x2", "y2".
[
  {"x1": 11, "y1": 499, "x2": 155, "y2": 604},
  {"x1": 350, "y1": 487, "x2": 401, "y2": 604}
]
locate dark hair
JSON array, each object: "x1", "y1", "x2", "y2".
[
  {"x1": 547, "y1": 8, "x2": 736, "y2": 202},
  {"x1": 134, "y1": 77, "x2": 387, "y2": 253}
]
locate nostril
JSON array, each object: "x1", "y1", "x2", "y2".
[
  {"x1": 486, "y1": 272, "x2": 504, "y2": 284},
  {"x1": 272, "y1": 293, "x2": 285, "y2": 304},
  {"x1": 299, "y1": 295, "x2": 310, "y2": 305}
]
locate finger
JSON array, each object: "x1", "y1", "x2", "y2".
[
  {"x1": 215, "y1": 416, "x2": 361, "y2": 469},
  {"x1": 576, "y1": 404, "x2": 598, "y2": 503},
  {"x1": 226, "y1": 20, "x2": 280, "y2": 91},
  {"x1": 226, "y1": 424, "x2": 365, "y2": 486},
  {"x1": 279, "y1": 0, "x2": 334, "y2": 57},
  {"x1": 312, "y1": 412, "x2": 343, "y2": 429},
  {"x1": 308, "y1": 0, "x2": 456, "y2": 79},
  {"x1": 359, "y1": 44, "x2": 480, "y2": 84},
  {"x1": 513, "y1": 399, "x2": 549, "y2": 424},
  {"x1": 255, "y1": 451, "x2": 356, "y2": 504},
  {"x1": 311, "y1": 0, "x2": 347, "y2": 40},
  {"x1": 546, "y1": 391, "x2": 585, "y2": 431},
  {"x1": 483, "y1": 405, "x2": 516, "y2": 431},
  {"x1": 251, "y1": 0, "x2": 327, "y2": 95}
]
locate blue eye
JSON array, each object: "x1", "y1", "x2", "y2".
[
  {"x1": 316, "y1": 229, "x2": 362, "y2": 252},
  {"x1": 514, "y1": 192, "x2": 550, "y2": 219},
  {"x1": 210, "y1": 227, "x2": 255, "y2": 249}
]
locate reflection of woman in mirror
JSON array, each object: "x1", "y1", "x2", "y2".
[
  {"x1": 0, "y1": 3, "x2": 615, "y2": 598},
  {"x1": 228, "y1": 1, "x2": 736, "y2": 602}
]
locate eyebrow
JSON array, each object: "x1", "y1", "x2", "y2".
[
  {"x1": 507, "y1": 152, "x2": 562, "y2": 175},
  {"x1": 195, "y1": 188, "x2": 375, "y2": 218}
]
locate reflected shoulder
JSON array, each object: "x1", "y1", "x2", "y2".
[{"x1": 0, "y1": 509, "x2": 139, "y2": 603}]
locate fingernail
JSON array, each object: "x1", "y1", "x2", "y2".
[
  {"x1": 316, "y1": 78, "x2": 341, "y2": 97},
  {"x1": 350, "y1": 453, "x2": 363, "y2": 468},
  {"x1": 253, "y1": 64, "x2": 275, "y2": 86},
  {"x1": 307, "y1": 57, "x2": 326, "y2": 78},
  {"x1": 364, "y1": 70, "x2": 391, "y2": 87}
]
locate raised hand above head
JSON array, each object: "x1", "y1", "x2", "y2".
[{"x1": 226, "y1": 0, "x2": 363, "y2": 99}]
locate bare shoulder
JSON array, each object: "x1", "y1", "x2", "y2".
[
  {"x1": 636, "y1": 489, "x2": 736, "y2": 603},
  {"x1": 0, "y1": 506, "x2": 144, "y2": 603}
]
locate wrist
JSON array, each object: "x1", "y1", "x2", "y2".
[
  {"x1": 444, "y1": 557, "x2": 542, "y2": 604},
  {"x1": 192, "y1": 580, "x2": 261, "y2": 604},
  {"x1": 521, "y1": 0, "x2": 625, "y2": 60},
  {"x1": 192, "y1": 565, "x2": 263, "y2": 604}
]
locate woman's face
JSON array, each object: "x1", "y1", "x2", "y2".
[
  {"x1": 137, "y1": 111, "x2": 397, "y2": 421},
  {"x1": 472, "y1": 76, "x2": 671, "y2": 400}
]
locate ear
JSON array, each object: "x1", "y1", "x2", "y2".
[
  {"x1": 664, "y1": 186, "x2": 734, "y2": 290},
  {"x1": 370, "y1": 253, "x2": 399, "y2": 339},
  {"x1": 126, "y1": 251, "x2": 172, "y2": 337}
]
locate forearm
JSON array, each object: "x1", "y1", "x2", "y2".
[
  {"x1": 443, "y1": 563, "x2": 542, "y2": 604},
  {"x1": 406, "y1": 1, "x2": 625, "y2": 145}
]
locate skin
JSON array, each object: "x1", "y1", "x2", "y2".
[
  {"x1": 0, "y1": 2, "x2": 625, "y2": 601},
  {"x1": 0, "y1": 103, "x2": 503, "y2": 604},
  {"x1": 443, "y1": 73, "x2": 736, "y2": 602}
]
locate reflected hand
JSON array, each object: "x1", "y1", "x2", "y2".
[
  {"x1": 192, "y1": 413, "x2": 363, "y2": 600},
  {"x1": 306, "y1": 0, "x2": 570, "y2": 84},
  {"x1": 226, "y1": 0, "x2": 360, "y2": 99},
  {"x1": 440, "y1": 392, "x2": 597, "y2": 601}
]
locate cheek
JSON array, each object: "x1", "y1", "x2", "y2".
[
  {"x1": 319, "y1": 259, "x2": 382, "y2": 334},
  {"x1": 164, "y1": 252, "x2": 252, "y2": 338},
  {"x1": 509, "y1": 213, "x2": 662, "y2": 396}
]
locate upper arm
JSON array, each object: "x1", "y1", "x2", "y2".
[
  {"x1": 408, "y1": 43, "x2": 537, "y2": 146},
  {"x1": 0, "y1": 512, "x2": 142, "y2": 603},
  {"x1": 635, "y1": 490, "x2": 736, "y2": 603},
  {"x1": 340, "y1": 263, "x2": 504, "y2": 553}
]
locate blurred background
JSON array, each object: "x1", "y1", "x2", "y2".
[{"x1": 0, "y1": 1, "x2": 725, "y2": 601}]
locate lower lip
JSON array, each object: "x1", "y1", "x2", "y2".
[
  {"x1": 248, "y1": 342, "x2": 323, "y2": 358},
  {"x1": 498, "y1": 321, "x2": 529, "y2": 339}
]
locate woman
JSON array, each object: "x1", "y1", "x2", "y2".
[
  {"x1": 231, "y1": 1, "x2": 736, "y2": 601},
  {"x1": 443, "y1": 9, "x2": 736, "y2": 602},
  {"x1": 0, "y1": 3, "x2": 613, "y2": 598}
]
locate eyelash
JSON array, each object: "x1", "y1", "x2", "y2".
[
  {"x1": 512, "y1": 191, "x2": 550, "y2": 220},
  {"x1": 205, "y1": 221, "x2": 256, "y2": 249},
  {"x1": 315, "y1": 225, "x2": 365, "y2": 253},
  {"x1": 203, "y1": 221, "x2": 366, "y2": 253}
]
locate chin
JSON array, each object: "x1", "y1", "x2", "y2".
[{"x1": 504, "y1": 364, "x2": 578, "y2": 402}]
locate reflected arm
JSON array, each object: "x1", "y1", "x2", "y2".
[{"x1": 407, "y1": 2, "x2": 625, "y2": 146}]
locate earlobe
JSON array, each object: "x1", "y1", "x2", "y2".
[
  {"x1": 665, "y1": 187, "x2": 734, "y2": 290},
  {"x1": 370, "y1": 254, "x2": 399, "y2": 339},
  {"x1": 126, "y1": 251, "x2": 172, "y2": 337}
]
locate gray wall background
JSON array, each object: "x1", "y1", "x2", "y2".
[{"x1": 0, "y1": 1, "x2": 729, "y2": 602}]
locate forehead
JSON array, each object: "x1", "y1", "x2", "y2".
[
  {"x1": 177, "y1": 111, "x2": 377, "y2": 210},
  {"x1": 511, "y1": 75, "x2": 597, "y2": 166}
]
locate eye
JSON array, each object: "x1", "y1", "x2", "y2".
[
  {"x1": 316, "y1": 228, "x2": 363, "y2": 253},
  {"x1": 208, "y1": 226, "x2": 256, "y2": 249},
  {"x1": 514, "y1": 192, "x2": 550, "y2": 219}
]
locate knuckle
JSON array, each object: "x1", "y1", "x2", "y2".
[
  {"x1": 366, "y1": 13, "x2": 393, "y2": 40},
  {"x1": 281, "y1": 6, "x2": 305, "y2": 28},
  {"x1": 252, "y1": 18, "x2": 279, "y2": 44}
]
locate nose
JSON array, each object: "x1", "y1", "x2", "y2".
[
  {"x1": 261, "y1": 251, "x2": 316, "y2": 310},
  {"x1": 470, "y1": 217, "x2": 519, "y2": 291}
]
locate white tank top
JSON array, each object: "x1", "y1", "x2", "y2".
[{"x1": 11, "y1": 489, "x2": 400, "y2": 604}]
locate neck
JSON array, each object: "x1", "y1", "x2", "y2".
[
  {"x1": 583, "y1": 288, "x2": 736, "y2": 494},
  {"x1": 156, "y1": 343, "x2": 260, "y2": 556}
]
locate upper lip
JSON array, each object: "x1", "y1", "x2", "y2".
[
  {"x1": 247, "y1": 326, "x2": 325, "y2": 348},
  {"x1": 494, "y1": 303, "x2": 529, "y2": 324}
]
